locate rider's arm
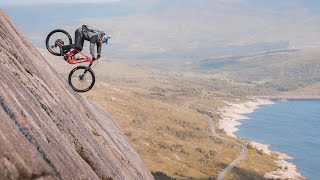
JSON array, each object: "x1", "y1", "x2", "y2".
[
  {"x1": 97, "y1": 43, "x2": 102, "y2": 57},
  {"x1": 89, "y1": 36, "x2": 97, "y2": 58}
]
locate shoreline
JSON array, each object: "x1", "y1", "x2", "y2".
[{"x1": 217, "y1": 98, "x2": 306, "y2": 180}]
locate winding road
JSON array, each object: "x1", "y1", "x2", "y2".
[{"x1": 208, "y1": 116, "x2": 248, "y2": 180}]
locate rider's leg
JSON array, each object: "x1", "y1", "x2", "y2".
[
  {"x1": 72, "y1": 28, "x2": 84, "y2": 55},
  {"x1": 61, "y1": 28, "x2": 84, "y2": 60}
]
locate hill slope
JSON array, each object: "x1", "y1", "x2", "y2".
[
  {"x1": 0, "y1": 10, "x2": 153, "y2": 180},
  {"x1": 196, "y1": 49, "x2": 320, "y2": 94}
]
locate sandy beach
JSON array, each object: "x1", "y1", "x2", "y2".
[
  {"x1": 218, "y1": 98, "x2": 306, "y2": 180},
  {"x1": 218, "y1": 99, "x2": 273, "y2": 138}
]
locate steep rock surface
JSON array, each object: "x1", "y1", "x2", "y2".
[{"x1": 0, "y1": 10, "x2": 153, "y2": 180}]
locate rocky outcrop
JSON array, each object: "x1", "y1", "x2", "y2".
[{"x1": 0, "y1": 10, "x2": 153, "y2": 180}]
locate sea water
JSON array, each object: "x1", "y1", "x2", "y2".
[{"x1": 235, "y1": 100, "x2": 320, "y2": 180}]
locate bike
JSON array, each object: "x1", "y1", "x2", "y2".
[{"x1": 45, "y1": 29, "x2": 109, "y2": 92}]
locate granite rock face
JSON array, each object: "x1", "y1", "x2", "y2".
[{"x1": 0, "y1": 10, "x2": 153, "y2": 180}]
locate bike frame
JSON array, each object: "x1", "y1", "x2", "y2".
[
  {"x1": 65, "y1": 50, "x2": 94, "y2": 64},
  {"x1": 67, "y1": 50, "x2": 94, "y2": 75},
  {"x1": 55, "y1": 42, "x2": 95, "y2": 74},
  {"x1": 55, "y1": 41, "x2": 94, "y2": 65}
]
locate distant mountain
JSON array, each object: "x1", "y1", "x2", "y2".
[{"x1": 196, "y1": 49, "x2": 320, "y2": 94}]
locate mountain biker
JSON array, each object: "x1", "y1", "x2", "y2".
[{"x1": 62, "y1": 25, "x2": 108, "y2": 61}]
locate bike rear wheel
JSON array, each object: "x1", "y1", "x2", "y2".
[
  {"x1": 46, "y1": 29, "x2": 72, "y2": 56},
  {"x1": 68, "y1": 66, "x2": 95, "y2": 93}
]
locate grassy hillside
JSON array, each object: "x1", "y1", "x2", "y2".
[
  {"x1": 85, "y1": 82, "x2": 278, "y2": 179},
  {"x1": 41, "y1": 49, "x2": 278, "y2": 179}
]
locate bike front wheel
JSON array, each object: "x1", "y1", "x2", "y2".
[{"x1": 68, "y1": 66, "x2": 95, "y2": 93}]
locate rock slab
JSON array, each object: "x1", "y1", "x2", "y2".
[{"x1": 0, "y1": 10, "x2": 153, "y2": 180}]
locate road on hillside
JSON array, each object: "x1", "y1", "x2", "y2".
[{"x1": 208, "y1": 117, "x2": 248, "y2": 180}]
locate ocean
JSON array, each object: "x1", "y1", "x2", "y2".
[{"x1": 235, "y1": 100, "x2": 320, "y2": 180}]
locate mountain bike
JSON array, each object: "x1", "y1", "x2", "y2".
[{"x1": 45, "y1": 29, "x2": 108, "y2": 92}]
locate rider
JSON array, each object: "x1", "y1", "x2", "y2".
[{"x1": 62, "y1": 25, "x2": 108, "y2": 60}]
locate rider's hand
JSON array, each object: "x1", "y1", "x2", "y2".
[
  {"x1": 97, "y1": 55, "x2": 101, "y2": 60},
  {"x1": 92, "y1": 56, "x2": 96, "y2": 61}
]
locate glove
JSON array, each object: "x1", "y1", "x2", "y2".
[
  {"x1": 92, "y1": 56, "x2": 96, "y2": 61},
  {"x1": 97, "y1": 55, "x2": 101, "y2": 60}
]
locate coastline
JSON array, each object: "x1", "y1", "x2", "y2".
[{"x1": 217, "y1": 98, "x2": 306, "y2": 180}]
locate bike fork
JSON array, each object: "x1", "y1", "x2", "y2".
[
  {"x1": 84, "y1": 63, "x2": 93, "y2": 74},
  {"x1": 79, "y1": 63, "x2": 93, "y2": 80}
]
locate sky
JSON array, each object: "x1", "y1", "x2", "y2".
[
  {"x1": 3, "y1": 0, "x2": 320, "y2": 61},
  {"x1": 0, "y1": 0, "x2": 317, "y2": 9},
  {"x1": 1, "y1": 0, "x2": 119, "y2": 6}
]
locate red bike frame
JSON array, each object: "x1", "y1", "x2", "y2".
[
  {"x1": 56, "y1": 41, "x2": 94, "y2": 65},
  {"x1": 65, "y1": 50, "x2": 94, "y2": 64}
]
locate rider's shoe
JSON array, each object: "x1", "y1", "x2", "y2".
[
  {"x1": 63, "y1": 55, "x2": 68, "y2": 61},
  {"x1": 61, "y1": 46, "x2": 69, "y2": 54}
]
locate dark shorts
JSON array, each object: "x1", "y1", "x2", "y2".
[{"x1": 62, "y1": 28, "x2": 84, "y2": 53}]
